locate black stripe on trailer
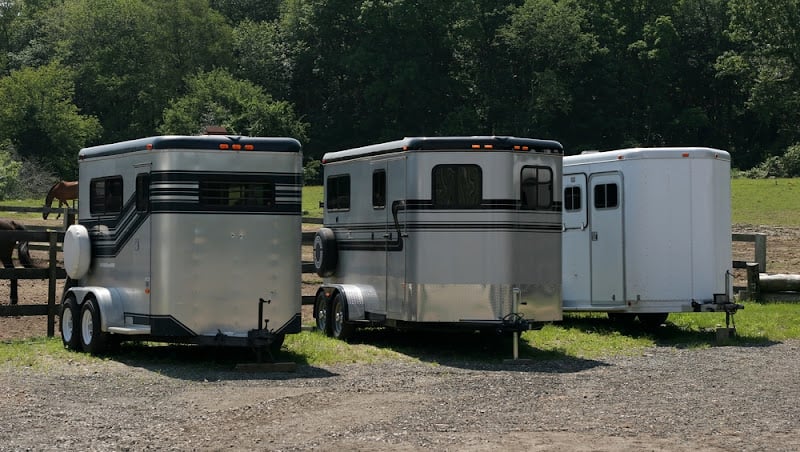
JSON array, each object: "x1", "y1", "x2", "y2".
[
  {"x1": 322, "y1": 136, "x2": 564, "y2": 163},
  {"x1": 79, "y1": 136, "x2": 302, "y2": 160}
]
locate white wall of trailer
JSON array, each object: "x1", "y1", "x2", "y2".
[{"x1": 562, "y1": 148, "x2": 732, "y2": 313}]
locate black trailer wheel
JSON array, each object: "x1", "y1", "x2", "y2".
[
  {"x1": 638, "y1": 313, "x2": 669, "y2": 329},
  {"x1": 60, "y1": 295, "x2": 81, "y2": 351},
  {"x1": 331, "y1": 293, "x2": 355, "y2": 341},
  {"x1": 315, "y1": 292, "x2": 332, "y2": 336},
  {"x1": 79, "y1": 297, "x2": 108, "y2": 355}
]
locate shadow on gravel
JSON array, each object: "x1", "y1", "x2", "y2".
[
  {"x1": 107, "y1": 343, "x2": 339, "y2": 382},
  {"x1": 338, "y1": 328, "x2": 608, "y2": 373},
  {"x1": 561, "y1": 315, "x2": 780, "y2": 348}
]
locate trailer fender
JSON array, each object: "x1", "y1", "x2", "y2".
[
  {"x1": 63, "y1": 225, "x2": 91, "y2": 279},
  {"x1": 321, "y1": 284, "x2": 378, "y2": 321},
  {"x1": 313, "y1": 228, "x2": 338, "y2": 277},
  {"x1": 64, "y1": 286, "x2": 125, "y2": 332}
]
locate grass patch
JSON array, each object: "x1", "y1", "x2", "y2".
[
  {"x1": 731, "y1": 178, "x2": 800, "y2": 226},
  {"x1": 0, "y1": 337, "x2": 94, "y2": 368},
  {"x1": 284, "y1": 330, "x2": 414, "y2": 365},
  {"x1": 302, "y1": 185, "x2": 323, "y2": 218}
]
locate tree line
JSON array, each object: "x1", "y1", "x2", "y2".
[{"x1": 0, "y1": 0, "x2": 798, "y2": 188}]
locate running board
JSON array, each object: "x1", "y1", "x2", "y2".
[{"x1": 107, "y1": 325, "x2": 151, "y2": 335}]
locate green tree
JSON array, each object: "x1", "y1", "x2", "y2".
[
  {"x1": 158, "y1": 68, "x2": 309, "y2": 141},
  {"x1": 495, "y1": 0, "x2": 599, "y2": 138},
  {"x1": 721, "y1": 0, "x2": 800, "y2": 155},
  {"x1": 44, "y1": 0, "x2": 232, "y2": 142},
  {"x1": 0, "y1": 63, "x2": 101, "y2": 178}
]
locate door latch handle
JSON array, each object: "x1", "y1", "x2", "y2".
[{"x1": 591, "y1": 232, "x2": 598, "y2": 241}]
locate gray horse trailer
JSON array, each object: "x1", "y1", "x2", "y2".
[
  {"x1": 60, "y1": 134, "x2": 303, "y2": 356},
  {"x1": 312, "y1": 136, "x2": 564, "y2": 340}
]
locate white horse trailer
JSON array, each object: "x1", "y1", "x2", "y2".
[
  {"x1": 562, "y1": 147, "x2": 740, "y2": 327},
  {"x1": 312, "y1": 136, "x2": 564, "y2": 340},
  {"x1": 59, "y1": 134, "x2": 303, "y2": 357}
]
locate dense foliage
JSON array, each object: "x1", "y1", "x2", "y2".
[{"x1": 0, "y1": 0, "x2": 798, "y2": 182}]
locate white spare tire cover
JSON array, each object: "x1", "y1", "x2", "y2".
[{"x1": 63, "y1": 225, "x2": 91, "y2": 279}]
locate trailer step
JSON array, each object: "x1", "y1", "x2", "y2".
[{"x1": 107, "y1": 326, "x2": 151, "y2": 335}]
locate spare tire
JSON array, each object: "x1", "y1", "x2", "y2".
[
  {"x1": 63, "y1": 225, "x2": 92, "y2": 279},
  {"x1": 313, "y1": 227, "x2": 338, "y2": 277}
]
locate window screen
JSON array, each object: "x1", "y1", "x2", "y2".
[
  {"x1": 432, "y1": 165, "x2": 482, "y2": 208},
  {"x1": 135, "y1": 173, "x2": 150, "y2": 212},
  {"x1": 90, "y1": 176, "x2": 123, "y2": 215},
  {"x1": 199, "y1": 180, "x2": 276, "y2": 208},
  {"x1": 326, "y1": 175, "x2": 351, "y2": 210},
  {"x1": 372, "y1": 170, "x2": 386, "y2": 209},
  {"x1": 564, "y1": 186, "x2": 581, "y2": 211},
  {"x1": 593, "y1": 183, "x2": 619, "y2": 209},
  {"x1": 520, "y1": 166, "x2": 553, "y2": 210}
]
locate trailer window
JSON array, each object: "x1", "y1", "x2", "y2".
[
  {"x1": 520, "y1": 166, "x2": 553, "y2": 210},
  {"x1": 432, "y1": 165, "x2": 482, "y2": 208},
  {"x1": 372, "y1": 170, "x2": 386, "y2": 209},
  {"x1": 594, "y1": 183, "x2": 618, "y2": 209},
  {"x1": 135, "y1": 173, "x2": 150, "y2": 212},
  {"x1": 90, "y1": 176, "x2": 123, "y2": 215},
  {"x1": 199, "y1": 180, "x2": 276, "y2": 209},
  {"x1": 327, "y1": 175, "x2": 350, "y2": 211},
  {"x1": 564, "y1": 186, "x2": 581, "y2": 211}
]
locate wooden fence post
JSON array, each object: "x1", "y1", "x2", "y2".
[{"x1": 47, "y1": 231, "x2": 58, "y2": 337}]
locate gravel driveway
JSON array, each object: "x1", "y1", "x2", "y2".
[{"x1": 1, "y1": 339, "x2": 798, "y2": 451}]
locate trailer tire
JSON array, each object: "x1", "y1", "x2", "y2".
[
  {"x1": 60, "y1": 295, "x2": 81, "y2": 351},
  {"x1": 331, "y1": 293, "x2": 355, "y2": 341},
  {"x1": 314, "y1": 292, "x2": 332, "y2": 336},
  {"x1": 80, "y1": 297, "x2": 108, "y2": 355},
  {"x1": 638, "y1": 313, "x2": 669, "y2": 329},
  {"x1": 63, "y1": 225, "x2": 92, "y2": 279},
  {"x1": 313, "y1": 228, "x2": 338, "y2": 277}
]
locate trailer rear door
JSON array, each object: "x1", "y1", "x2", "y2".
[{"x1": 589, "y1": 172, "x2": 624, "y2": 305}]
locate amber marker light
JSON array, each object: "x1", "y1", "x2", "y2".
[{"x1": 219, "y1": 143, "x2": 230, "y2": 150}]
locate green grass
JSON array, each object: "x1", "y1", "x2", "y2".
[
  {"x1": 302, "y1": 185, "x2": 323, "y2": 218},
  {"x1": 2, "y1": 181, "x2": 800, "y2": 368},
  {"x1": 731, "y1": 178, "x2": 800, "y2": 226}
]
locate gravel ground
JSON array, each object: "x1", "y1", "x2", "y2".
[
  {"x1": 1, "y1": 339, "x2": 798, "y2": 451},
  {"x1": 1, "y1": 224, "x2": 799, "y2": 450}
]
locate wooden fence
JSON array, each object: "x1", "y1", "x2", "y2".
[{"x1": 0, "y1": 230, "x2": 66, "y2": 337}]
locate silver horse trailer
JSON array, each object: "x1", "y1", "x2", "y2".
[
  {"x1": 59, "y1": 134, "x2": 303, "y2": 356},
  {"x1": 562, "y1": 147, "x2": 741, "y2": 327},
  {"x1": 312, "y1": 136, "x2": 564, "y2": 340}
]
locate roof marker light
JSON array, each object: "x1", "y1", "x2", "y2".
[
  {"x1": 682, "y1": 152, "x2": 690, "y2": 157},
  {"x1": 146, "y1": 143, "x2": 153, "y2": 150},
  {"x1": 219, "y1": 144, "x2": 230, "y2": 150},
  {"x1": 232, "y1": 144, "x2": 242, "y2": 150},
  {"x1": 471, "y1": 144, "x2": 481, "y2": 149},
  {"x1": 244, "y1": 144, "x2": 254, "y2": 151},
  {"x1": 484, "y1": 144, "x2": 493, "y2": 149}
]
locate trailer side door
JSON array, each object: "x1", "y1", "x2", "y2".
[
  {"x1": 385, "y1": 156, "x2": 407, "y2": 319},
  {"x1": 589, "y1": 172, "x2": 625, "y2": 305}
]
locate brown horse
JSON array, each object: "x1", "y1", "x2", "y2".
[
  {"x1": 0, "y1": 219, "x2": 34, "y2": 305},
  {"x1": 43, "y1": 181, "x2": 78, "y2": 220}
]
